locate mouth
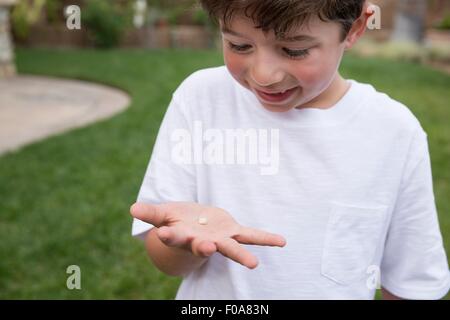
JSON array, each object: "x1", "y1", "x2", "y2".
[{"x1": 255, "y1": 86, "x2": 298, "y2": 104}]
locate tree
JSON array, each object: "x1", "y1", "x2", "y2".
[{"x1": 391, "y1": 0, "x2": 428, "y2": 43}]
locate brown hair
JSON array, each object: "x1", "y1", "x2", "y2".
[{"x1": 199, "y1": 0, "x2": 366, "y2": 41}]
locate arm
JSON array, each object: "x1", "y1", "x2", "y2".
[
  {"x1": 381, "y1": 287, "x2": 404, "y2": 300},
  {"x1": 131, "y1": 202, "x2": 286, "y2": 277},
  {"x1": 144, "y1": 227, "x2": 209, "y2": 277},
  {"x1": 380, "y1": 129, "x2": 450, "y2": 300}
]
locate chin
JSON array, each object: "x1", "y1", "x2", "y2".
[{"x1": 261, "y1": 104, "x2": 295, "y2": 113}]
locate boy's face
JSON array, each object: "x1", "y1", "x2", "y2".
[{"x1": 221, "y1": 15, "x2": 350, "y2": 113}]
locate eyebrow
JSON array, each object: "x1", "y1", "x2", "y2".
[{"x1": 221, "y1": 26, "x2": 318, "y2": 43}]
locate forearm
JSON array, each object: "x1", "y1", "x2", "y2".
[
  {"x1": 381, "y1": 287, "x2": 404, "y2": 300},
  {"x1": 145, "y1": 227, "x2": 209, "y2": 277}
]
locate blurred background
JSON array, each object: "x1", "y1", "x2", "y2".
[{"x1": 0, "y1": 0, "x2": 449, "y2": 299}]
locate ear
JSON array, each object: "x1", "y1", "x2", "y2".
[{"x1": 344, "y1": 3, "x2": 375, "y2": 49}]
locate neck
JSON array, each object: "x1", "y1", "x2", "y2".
[{"x1": 296, "y1": 74, "x2": 349, "y2": 110}]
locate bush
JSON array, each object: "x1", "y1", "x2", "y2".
[
  {"x1": 192, "y1": 7, "x2": 210, "y2": 26},
  {"x1": 352, "y1": 39, "x2": 450, "y2": 65},
  {"x1": 160, "y1": 2, "x2": 213, "y2": 27},
  {"x1": 427, "y1": 44, "x2": 450, "y2": 64},
  {"x1": 82, "y1": 0, "x2": 132, "y2": 48},
  {"x1": 352, "y1": 40, "x2": 425, "y2": 63},
  {"x1": 45, "y1": 0, "x2": 62, "y2": 24},
  {"x1": 165, "y1": 6, "x2": 186, "y2": 26},
  {"x1": 437, "y1": 14, "x2": 450, "y2": 30},
  {"x1": 11, "y1": 0, "x2": 46, "y2": 40}
]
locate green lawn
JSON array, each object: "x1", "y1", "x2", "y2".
[{"x1": 0, "y1": 48, "x2": 449, "y2": 299}]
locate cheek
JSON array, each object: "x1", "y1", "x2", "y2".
[
  {"x1": 290, "y1": 65, "x2": 323, "y2": 87},
  {"x1": 223, "y1": 50, "x2": 247, "y2": 79},
  {"x1": 292, "y1": 54, "x2": 339, "y2": 87}
]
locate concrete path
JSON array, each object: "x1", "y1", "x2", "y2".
[{"x1": 0, "y1": 75, "x2": 131, "y2": 155}]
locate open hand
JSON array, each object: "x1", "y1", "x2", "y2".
[{"x1": 130, "y1": 202, "x2": 286, "y2": 269}]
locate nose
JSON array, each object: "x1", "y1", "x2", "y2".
[{"x1": 250, "y1": 53, "x2": 285, "y2": 88}]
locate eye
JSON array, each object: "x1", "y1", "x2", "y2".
[
  {"x1": 283, "y1": 48, "x2": 310, "y2": 59},
  {"x1": 227, "y1": 41, "x2": 252, "y2": 52}
]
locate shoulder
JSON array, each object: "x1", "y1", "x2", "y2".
[
  {"x1": 182, "y1": 65, "x2": 231, "y2": 84},
  {"x1": 352, "y1": 80, "x2": 425, "y2": 136},
  {"x1": 173, "y1": 65, "x2": 236, "y2": 101}
]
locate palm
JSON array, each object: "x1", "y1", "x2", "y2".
[
  {"x1": 165, "y1": 202, "x2": 240, "y2": 238},
  {"x1": 131, "y1": 202, "x2": 286, "y2": 269}
]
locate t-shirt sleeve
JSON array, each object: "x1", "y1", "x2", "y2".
[
  {"x1": 380, "y1": 128, "x2": 450, "y2": 299},
  {"x1": 131, "y1": 90, "x2": 196, "y2": 239}
]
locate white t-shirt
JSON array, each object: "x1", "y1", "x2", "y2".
[{"x1": 132, "y1": 66, "x2": 450, "y2": 300}]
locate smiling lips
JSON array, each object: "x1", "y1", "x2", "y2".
[{"x1": 255, "y1": 86, "x2": 298, "y2": 103}]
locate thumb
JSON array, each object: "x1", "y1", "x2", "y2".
[{"x1": 130, "y1": 202, "x2": 169, "y2": 227}]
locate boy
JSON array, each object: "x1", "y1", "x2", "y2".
[{"x1": 130, "y1": 0, "x2": 450, "y2": 299}]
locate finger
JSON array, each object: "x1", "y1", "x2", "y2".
[
  {"x1": 216, "y1": 238, "x2": 258, "y2": 269},
  {"x1": 130, "y1": 202, "x2": 169, "y2": 227},
  {"x1": 191, "y1": 238, "x2": 217, "y2": 258},
  {"x1": 233, "y1": 227, "x2": 286, "y2": 247},
  {"x1": 156, "y1": 225, "x2": 191, "y2": 247}
]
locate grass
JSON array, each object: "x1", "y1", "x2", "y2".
[{"x1": 0, "y1": 48, "x2": 449, "y2": 299}]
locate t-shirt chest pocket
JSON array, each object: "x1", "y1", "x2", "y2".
[{"x1": 321, "y1": 203, "x2": 388, "y2": 286}]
